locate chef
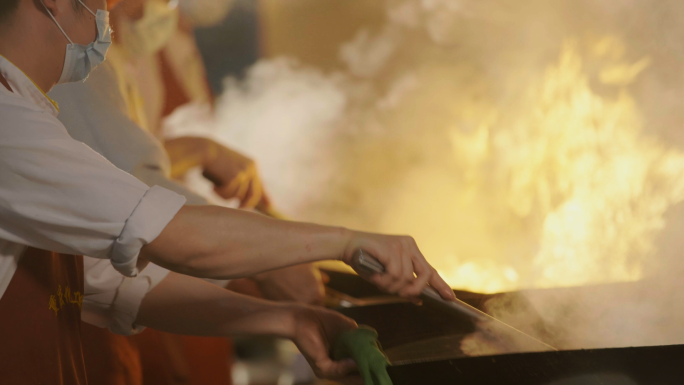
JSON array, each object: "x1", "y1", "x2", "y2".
[
  {"x1": 0, "y1": 0, "x2": 456, "y2": 383},
  {"x1": 48, "y1": 0, "x2": 328, "y2": 383}
]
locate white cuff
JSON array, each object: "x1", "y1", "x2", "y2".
[
  {"x1": 82, "y1": 258, "x2": 170, "y2": 335},
  {"x1": 109, "y1": 263, "x2": 171, "y2": 335},
  {"x1": 111, "y1": 186, "x2": 186, "y2": 277}
]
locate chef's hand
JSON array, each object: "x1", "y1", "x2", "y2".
[
  {"x1": 291, "y1": 305, "x2": 359, "y2": 380},
  {"x1": 201, "y1": 143, "x2": 266, "y2": 209},
  {"x1": 342, "y1": 231, "x2": 455, "y2": 302},
  {"x1": 164, "y1": 137, "x2": 268, "y2": 209},
  {"x1": 252, "y1": 264, "x2": 326, "y2": 305}
]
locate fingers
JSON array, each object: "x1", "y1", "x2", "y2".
[
  {"x1": 355, "y1": 235, "x2": 454, "y2": 303},
  {"x1": 385, "y1": 253, "x2": 417, "y2": 295},
  {"x1": 214, "y1": 164, "x2": 265, "y2": 209},
  {"x1": 215, "y1": 167, "x2": 262, "y2": 208},
  {"x1": 240, "y1": 176, "x2": 263, "y2": 209},
  {"x1": 215, "y1": 171, "x2": 245, "y2": 200},
  {"x1": 302, "y1": 335, "x2": 356, "y2": 380},
  {"x1": 401, "y1": 252, "x2": 416, "y2": 289},
  {"x1": 405, "y1": 239, "x2": 455, "y2": 301},
  {"x1": 365, "y1": 243, "x2": 417, "y2": 298},
  {"x1": 428, "y1": 267, "x2": 456, "y2": 300},
  {"x1": 397, "y1": 241, "x2": 432, "y2": 298},
  {"x1": 378, "y1": 249, "x2": 404, "y2": 293},
  {"x1": 233, "y1": 172, "x2": 251, "y2": 202},
  {"x1": 372, "y1": 239, "x2": 429, "y2": 300},
  {"x1": 400, "y1": 259, "x2": 430, "y2": 299},
  {"x1": 257, "y1": 190, "x2": 272, "y2": 210},
  {"x1": 317, "y1": 357, "x2": 357, "y2": 379}
]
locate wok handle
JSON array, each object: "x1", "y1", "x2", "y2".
[{"x1": 350, "y1": 249, "x2": 490, "y2": 322}]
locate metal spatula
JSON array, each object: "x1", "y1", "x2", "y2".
[{"x1": 350, "y1": 249, "x2": 558, "y2": 353}]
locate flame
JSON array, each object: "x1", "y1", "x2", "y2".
[
  {"x1": 193, "y1": 31, "x2": 684, "y2": 294},
  {"x1": 381, "y1": 40, "x2": 684, "y2": 293}
]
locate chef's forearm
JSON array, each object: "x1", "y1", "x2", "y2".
[
  {"x1": 141, "y1": 205, "x2": 351, "y2": 280},
  {"x1": 135, "y1": 271, "x2": 298, "y2": 338}
]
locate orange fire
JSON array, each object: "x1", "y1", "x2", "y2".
[{"x1": 379, "y1": 39, "x2": 684, "y2": 293}]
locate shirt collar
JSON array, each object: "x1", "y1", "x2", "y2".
[{"x1": 0, "y1": 55, "x2": 59, "y2": 116}]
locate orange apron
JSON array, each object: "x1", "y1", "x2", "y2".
[
  {"x1": 131, "y1": 329, "x2": 233, "y2": 385},
  {"x1": 0, "y1": 247, "x2": 87, "y2": 384},
  {"x1": 80, "y1": 322, "x2": 144, "y2": 385}
]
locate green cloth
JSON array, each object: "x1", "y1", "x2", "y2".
[{"x1": 333, "y1": 326, "x2": 393, "y2": 385}]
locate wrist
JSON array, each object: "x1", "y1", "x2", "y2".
[
  {"x1": 297, "y1": 224, "x2": 352, "y2": 264},
  {"x1": 282, "y1": 304, "x2": 311, "y2": 340},
  {"x1": 242, "y1": 302, "x2": 302, "y2": 340},
  {"x1": 337, "y1": 227, "x2": 354, "y2": 262},
  {"x1": 198, "y1": 137, "x2": 219, "y2": 168}
]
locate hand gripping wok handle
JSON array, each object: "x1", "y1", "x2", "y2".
[
  {"x1": 350, "y1": 249, "x2": 560, "y2": 352},
  {"x1": 350, "y1": 249, "x2": 490, "y2": 322}
]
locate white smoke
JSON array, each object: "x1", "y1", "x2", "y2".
[{"x1": 170, "y1": 0, "x2": 684, "y2": 352}]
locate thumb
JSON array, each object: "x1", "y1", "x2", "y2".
[{"x1": 320, "y1": 357, "x2": 357, "y2": 379}]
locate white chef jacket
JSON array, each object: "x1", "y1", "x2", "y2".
[
  {"x1": 51, "y1": 52, "x2": 235, "y2": 318},
  {"x1": 0, "y1": 55, "x2": 186, "y2": 332},
  {"x1": 48, "y1": 58, "x2": 211, "y2": 334},
  {"x1": 48, "y1": 59, "x2": 209, "y2": 206}
]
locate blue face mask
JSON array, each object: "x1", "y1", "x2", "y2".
[{"x1": 42, "y1": 0, "x2": 112, "y2": 84}]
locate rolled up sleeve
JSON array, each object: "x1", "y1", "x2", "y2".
[
  {"x1": 0, "y1": 116, "x2": 186, "y2": 276},
  {"x1": 83, "y1": 256, "x2": 170, "y2": 335},
  {"x1": 112, "y1": 186, "x2": 186, "y2": 277}
]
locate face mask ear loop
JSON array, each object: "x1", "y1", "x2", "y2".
[
  {"x1": 76, "y1": 0, "x2": 98, "y2": 17},
  {"x1": 40, "y1": 0, "x2": 75, "y2": 44}
]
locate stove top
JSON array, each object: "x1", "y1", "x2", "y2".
[{"x1": 388, "y1": 344, "x2": 684, "y2": 385}]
